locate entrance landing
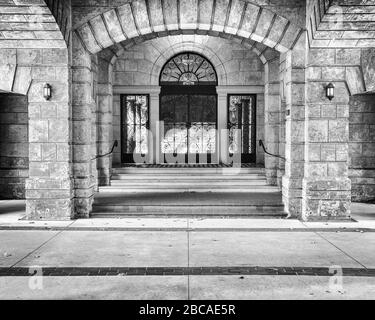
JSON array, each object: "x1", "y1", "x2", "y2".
[{"x1": 115, "y1": 163, "x2": 260, "y2": 168}]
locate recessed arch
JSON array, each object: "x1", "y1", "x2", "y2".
[
  {"x1": 74, "y1": 0, "x2": 303, "y2": 55},
  {"x1": 104, "y1": 34, "x2": 273, "y2": 86}
]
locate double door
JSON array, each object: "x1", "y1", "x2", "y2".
[{"x1": 160, "y1": 93, "x2": 217, "y2": 163}]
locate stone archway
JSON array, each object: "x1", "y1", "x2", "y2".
[
  {"x1": 74, "y1": 0, "x2": 304, "y2": 55},
  {"x1": 71, "y1": 0, "x2": 301, "y2": 218},
  {"x1": 0, "y1": 1, "x2": 71, "y2": 220},
  {"x1": 72, "y1": 0, "x2": 369, "y2": 221},
  {"x1": 94, "y1": 33, "x2": 281, "y2": 184}
]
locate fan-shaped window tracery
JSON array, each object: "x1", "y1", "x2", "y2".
[{"x1": 160, "y1": 53, "x2": 217, "y2": 86}]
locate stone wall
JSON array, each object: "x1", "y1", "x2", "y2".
[
  {"x1": 113, "y1": 36, "x2": 265, "y2": 87},
  {"x1": 350, "y1": 94, "x2": 375, "y2": 202},
  {"x1": 0, "y1": 94, "x2": 28, "y2": 199}
]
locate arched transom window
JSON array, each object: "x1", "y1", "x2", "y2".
[{"x1": 160, "y1": 52, "x2": 217, "y2": 86}]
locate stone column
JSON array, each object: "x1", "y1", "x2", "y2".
[
  {"x1": 264, "y1": 59, "x2": 280, "y2": 186},
  {"x1": 301, "y1": 47, "x2": 364, "y2": 220},
  {"x1": 97, "y1": 56, "x2": 113, "y2": 185},
  {"x1": 281, "y1": 34, "x2": 307, "y2": 218},
  {"x1": 71, "y1": 33, "x2": 95, "y2": 218},
  {"x1": 25, "y1": 48, "x2": 73, "y2": 220},
  {"x1": 91, "y1": 56, "x2": 98, "y2": 189},
  {"x1": 217, "y1": 90, "x2": 227, "y2": 164},
  {"x1": 150, "y1": 89, "x2": 160, "y2": 164},
  {"x1": 278, "y1": 58, "x2": 288, "y2": 188},
  {"x1": 277, "y1": 99, "x2": 287, "y2": 187}
]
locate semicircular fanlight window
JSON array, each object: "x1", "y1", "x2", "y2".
[{"x1": 160, "y1": 52, "x2": 217, "y2": 86}]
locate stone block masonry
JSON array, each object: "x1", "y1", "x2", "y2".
[{"x1": 0, "y1": 0, "x2": 374, "y2": 221}]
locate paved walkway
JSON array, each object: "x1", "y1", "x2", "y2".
[{"x1": 0, "y1": 200, "x2": 374, "y2": 299}]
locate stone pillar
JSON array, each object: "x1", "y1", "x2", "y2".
[
  {"x1": 301, "y1": 47, "x2": 363, "y2": 220},
  {"x1": 91, "y1": 56, "x2": 99, "y2": 189},
  {"x1": 25, "y1": 48, "x2": 73, "y2": 220},
  {"x1": 217, "y1": 90, "x2": 227, "y2": 164},
  {"x1": 277, "y1": 99, "x2": 287, "y2": 187},
  {"x1": 97, "y1": 56, "x2": 113, "y2": 185},
  {"x1": 71, "y1": 33, "x2": 95, "y2": 218},
  {"x1": 264, "y1": 59, "x2": 280, "y2": 186},
  {"x1": 281, "y1": 34, "x2": 307, "y2": 218},
  {"x1": 150, "y1": 89, "x2": 160, "y2": 164}
]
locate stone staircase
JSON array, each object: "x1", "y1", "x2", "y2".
[{"x1": 92, "y1": 167, "x2": 286, "y2": 218}]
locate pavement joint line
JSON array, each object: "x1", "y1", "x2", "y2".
[
  {"x1": 0, "y1": 226, "x2": 374, "y2": 232},
  {"x1": 1, "y1": 266, "x2": 375, "y2": 277},
  {"x1": 9, "y1": 220, "x2": 76, "y2": 269},
  {"x1": 187, "y1": 218, "x2": 190, "y2": 300},
  {"x1": 314, "y1": 231, "x2": 368, "y2": 270}
]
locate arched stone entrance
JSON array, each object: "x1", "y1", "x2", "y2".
[
  {"x1": 0, "y1": 1, "x2": 71, "y2": 219},
  {"x1": 108, "y1": 36, "x2": 271, "y2": 169},
  {"x1": 2, "y1": 0, "x2": 372, "y2": 221},
  {"x1": 71, "y1": 0, "x2": 305, "y2": 219}
]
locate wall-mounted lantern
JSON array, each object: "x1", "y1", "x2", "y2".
[
  {"x1": 326, "y1": 83, "x2": 335, "y2": 101},
  {"x1": 43, "y1": 83, "x2": 52, "y2": 101}
]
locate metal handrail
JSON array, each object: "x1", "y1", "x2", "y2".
[
  {"x1": 259, "y1": 139, "x2": 286, "y2": 161},
  {"x1": 93, "y1": 140, "x2": 118, "y2": 160}
]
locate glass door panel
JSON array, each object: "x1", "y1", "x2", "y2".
[
  {"x1": 228, "y1": 95, "x2": 256, "y2": 163},
  {"x1": 121, "y1": 95, "x2": 149, "y2": 163}
]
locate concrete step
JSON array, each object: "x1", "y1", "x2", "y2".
[
  {"x1": 92, "y1": 191, "x2": 284, "y2": 218},
  {"x1": 110, "y1": 180, "x2": 268, "y2": 186},
  {"x1": 112, "y1": 167, "x2": 265, "y2": 175},
  {"x1": 91, "y1": 205, "x2": 286, "y2": 218},
  {"x1": 98, "y1": 186, "x2": 280, "y2": 193},
  {"x1": 111, "y1": 174, "x2": 266, "y2": 180}
]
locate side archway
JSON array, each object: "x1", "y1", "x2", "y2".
[{"x1": 0, "y1": 1, "x2": 71, "y2": 220}]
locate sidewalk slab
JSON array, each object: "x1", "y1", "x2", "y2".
[
  {"x1": 0, "y1": 231, "x2": 58, "y2": 267},
  {"x1": 189, "y1": 232, "x2": 363, "y2": 268},
  {"x1": 317, "y1": 232, "x2": 375, "y2": 268},
  {"x1": 15, "y1": 231, "x2": 189, "y2": 268},
  {"x1": 189, "y1": 275, "x2": 375, "y2": 300},
  {"x1": 0, "y1": 276, "x2": 188, "y2": 300}
]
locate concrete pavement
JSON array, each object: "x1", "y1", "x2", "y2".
[{"x1": 0, "y1": 200, "x2": 374, "y2": 299}]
